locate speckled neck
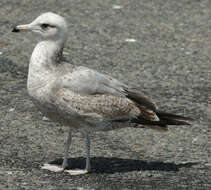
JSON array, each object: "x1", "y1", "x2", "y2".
[{"x1": 27, "y1": 40, "x2": 63, "y2": 98}]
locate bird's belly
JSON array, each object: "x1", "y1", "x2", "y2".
[
  {"x1": 30, "y1": 97, "x2": 82, "y2": 129},
  {"x1": 30, "y1": 97, "x2": 131, "y2": 132},
  {"x1": 28, "y1": 86, "x2": 132, "y2": 132}
]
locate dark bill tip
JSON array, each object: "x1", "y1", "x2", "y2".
[{"x1": 12, "y1": 26, "x2": 20, "y2": 33}]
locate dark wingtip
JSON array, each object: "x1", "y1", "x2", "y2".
[
  {"x1": 125, "y1": 89, "x2": 157, "y2": 111},
  {"x1": 12, "y1": 26, "x2": 20, "y2": 33},
  {"x1": 157, "y1": 111, "x2": 194, "y2": 121}
]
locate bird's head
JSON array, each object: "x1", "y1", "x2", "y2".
[{"x1": 12, "y1": 12, "x2": 68, "y2": 44}]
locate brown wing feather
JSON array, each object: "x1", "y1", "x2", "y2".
[
  {"x1": 125, "y1": 89, "x2": 192, "y2": 131},
  {"x1": 125, "y1": 89, "x2": 157, "y2": 111}
]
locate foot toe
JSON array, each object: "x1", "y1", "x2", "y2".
[
  {"x1": 65, "y1": 169, "x2": 89, "y2": 175},
  {"x1": 41, "y1": 163, "x2": 64, "y2": 172}
]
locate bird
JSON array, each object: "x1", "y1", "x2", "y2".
[{"x1": 12, "y1": 12, "x2": 192, "y2": 175}]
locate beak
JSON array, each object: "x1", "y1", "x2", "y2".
[{"x1": 12, "y1": 24, "x2": 31, "y2": 33}]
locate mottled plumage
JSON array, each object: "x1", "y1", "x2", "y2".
[{"x1": 12, "y1": 12, "x2": 191, "y2": 175}]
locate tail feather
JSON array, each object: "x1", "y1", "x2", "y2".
[
  {"x1": 132, "y1": 112, "x2": 191, "y2": 131},
  {"x1": 158, "y1": 117, "x2": 191, "y2": 126},
  {"x1": 125, "y1": 89, "x2": 192, "y2": 131},
  {"x1": 156, "y1": 111, "x2": 193, "y2": 121}
]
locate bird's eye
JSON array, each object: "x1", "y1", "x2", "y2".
[{"x1": 41, "y1": 23, "x2": 50, "y2": 30}]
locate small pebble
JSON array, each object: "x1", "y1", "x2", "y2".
[
  {"x1": 192, "y1": 137, "x2": 198, "y2": 143},
  {"x1": 9, "y1": 108, "x2": 15, "y2": 112},
  {"x1": 112, "y1": 5, "x2": 123, "y2": 9},
  {"x1": 125, "y1": 38, "x2": 137, "y2": 42},
  {"x1": 63, "y1": 51, "x2": 69, "y2": 55},
  {"x1": 42, "y1": 116, "x2": 50, "y2": 121}
]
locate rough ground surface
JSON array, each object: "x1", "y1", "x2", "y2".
[{"x1": 0, "y1": 0, "x2": 210, "y2": 189}]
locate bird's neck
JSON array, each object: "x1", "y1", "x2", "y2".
[
  {"x1": 33, "y1": 40, "x2": 64, "y2": 65},
  {"x1": 27, "y1": 40, "x2": 64, "y2": 97}
]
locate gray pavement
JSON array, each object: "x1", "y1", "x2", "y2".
[{"x1": 0, "y1": 0, "x2": 210, "y2": 189}]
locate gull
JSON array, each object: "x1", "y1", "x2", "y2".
[{"x1": 12, "y1": 12, "x2": 191, "y2": 175}]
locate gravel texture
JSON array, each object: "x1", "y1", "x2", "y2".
[{"x1": 0, "y1": 0, "x2": 210, "y2": 189}]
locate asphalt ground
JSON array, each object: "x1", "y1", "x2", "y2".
[{"x1": 0, "y1": 0, "x2": 210, "y2": 189}]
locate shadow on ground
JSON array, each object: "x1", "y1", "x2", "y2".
[{"x1": 49, "y1": 157, "x2": 198, "y2": 174}]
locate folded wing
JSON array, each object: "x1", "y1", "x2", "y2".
[{"x1": 55, "y1": 65, "x2": 191, "y2": 130}]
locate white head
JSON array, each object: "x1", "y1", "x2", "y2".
[{"x1": 12, "y1": 12, "x2": 68, "y2": 44}]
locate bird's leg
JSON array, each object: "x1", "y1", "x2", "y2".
[
  {"x1": 65, "y1": 131, "x2": 91, "y2": 175},
  {"x1": 41, "y1": 128, "x2": 72, "y2": 172},
  {"x1": 62, "y1": 128, "x2": 72, "y2": 169},
  {"x1": 85, "y1": 132, "x2": 91, "y2": 171}
]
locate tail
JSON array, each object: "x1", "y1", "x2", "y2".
[
  {"x1": 132, "y1": 111, "x2": 192, "y2": 131},
  {"x1": 125, "y1": 89, "x2": 192, "y2": 131}
]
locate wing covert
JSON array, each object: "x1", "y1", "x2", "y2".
[{"x1": 59, "y1": 66, "x2": 128, "y2": 97}]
